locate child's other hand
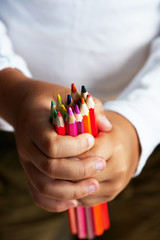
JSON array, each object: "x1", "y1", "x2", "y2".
[{"x1": 77, "y1": 111, "x2": 140, "y2": 206}]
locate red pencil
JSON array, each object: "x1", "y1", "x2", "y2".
[
  {"x1": 86, "y1": 94, "x2": 98, "y2": 137},
  {"x1": 54, "y1": 111, "x2": 65, "y2": 135},
  {"x1": 101, "y1": 202, "x2": 110, "y2": 230}
]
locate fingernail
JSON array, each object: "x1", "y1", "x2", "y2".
[
  {"x1": 96, "y1": 160, "x2": 106, "y2": 172},
  {"x1": 67, "y1": 200, "x2": 78, "y2": 209},
  {"x1": 88, "y1": 184, "x2": 97, "y2": 194},
  {"x1": 87, "y1": 136, "x2": 95, "y2": 149},
  {"x1": 100, "y1": 115, "x2": 112, "y2": 130}
]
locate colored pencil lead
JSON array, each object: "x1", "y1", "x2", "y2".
[
  {"x1": 71, "y1": 83, "x2": 80, "y2": 104},
  {"x1": 81, "y1": 85, "x2": 88, "y2": 101},
  {"x1": 57, "y1": 93, "x2": 63, "y2": 111}
]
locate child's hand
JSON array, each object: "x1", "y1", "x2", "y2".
[
  {"x1": 77, "y1": 111, "x2": 140, "y2": 206},
  {"x1": 11, "y1": 78, "x2": 108, "y2": 212}
]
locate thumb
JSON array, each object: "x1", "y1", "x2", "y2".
[{"x1": 97, "y1": 114, "x2": 112, "y2": 132}]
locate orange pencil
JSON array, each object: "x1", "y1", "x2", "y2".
[
  {"x1": 79, "y1": 97, "x2": 91, "y2": 134},
  {"x1": 71, "y1": 83, "x2": 80, "y2": 104},
  {"x1": 68, "y1": 208, "x2": 78, "y2": 235},
  {"x1": 92, "y1": 204, "x2": 104, "y2": 236}
]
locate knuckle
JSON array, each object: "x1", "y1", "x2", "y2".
[
  {"x1": 42, "y1": 135, "x2": 57, "y2": 158},
  {"x1": 72, "y1": 189, "x2": 81, "y2": 200},
  {"x1": 77, "y1": 165, "x2": 87, "y2": 179},
  {"x1": 43, "y1": 160, "x2": 57, "y2": 176},
  {"x1": 36, "y1": 182, "x2": 48, "y2": 196}
]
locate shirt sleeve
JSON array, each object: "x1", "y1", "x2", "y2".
[
  {"x1": 0, "y1": 20, "x2": 32, "y2": 131},
  {"x1": 0, "y1": 20, "x2": 31, "y2": 77},
  {"x1": 104, "y1": 35, "x2": 160, "y2": 176}
]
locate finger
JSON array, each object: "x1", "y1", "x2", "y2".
[
  {"x1": 28, "y1": 181, "x2": 78, "y2": 213},
  {"x1": 23, "y1": 161, "x2": 100, "y2": 200},
  {"x1": 24, "y1": 142, "x2": 106, "y2": 180},
  {"x1": 31, "y1": 122, "x2": 95, "y2": 158},
  {"x1": 79, "y1": 132, "x2": 113, "y2": 161},
  {"x1": 97, "y1": 114, "x2": 112, "y2": 132},
  {"x1": 78, "y1": 180, "x2": 121, "y2": 206}
]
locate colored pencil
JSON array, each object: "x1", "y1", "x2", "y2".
[
  {"x1": 57, "y1": 94, "x2": 63, "y2": 111},
  {"x1": 50, "y1": 100, "x2": 56, "y2": 123},
  {"x1": 86, "y1": 94, "x2": 98, "y2": 137},
  {"x1": 54, "y1": 111, "x2": 65, "y2": 135},
  {"x1": 52, "y1": 109, "x2": 57, "y2": 126},
  {"x1": 86, "y1": 94, "x2": 110, "y2": 234},
  {"x1": 81, "y1": 85, "x2": 88, "y2": 101},
  {"x1": 101, "y1": 202, "x2": 110, "y2": 230},
  {"x1": 80, "y1": 97, "x2": 91, "y2": 134},
  {"x1": 67, "y1": 106, "x2": 78, "y2": 235},
  {"x1": 67, "y1": 107, "x2": 77, "y2": 137},
  {"x1": 71, "y1": 83, "x2": 80, "y2": 104},
  {"x1": 68, "y1": 207, "x2": 78, "y2": 235},
  {"x1": 66, "y1": 94, "x2": 74, "y2": 110},
  {"x1": 92, "y1": 204, "x2": 104, "y2": 236},
  {"x1": 67, "y1": 106, "x2": 87, "y2": 239},
  {"x1": 85, "y1": 207, "x2": 95, "y2": 239},
  {"x1": 60, "y1": 104, "x2": 67, "y2": 118},
  {"x1": 74, "y1": 105, "x2": 84, "y2": 135}
]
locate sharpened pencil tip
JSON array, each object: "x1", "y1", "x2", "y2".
[
  {"x1": 67, "y1": 94, "x2": 72, "y2": 105},
  {"x1": 74, "y1": 104, "x2": 80, "y2": 114},
  {"x1": 57, "y1": 94, "x2": 62, "y2": 102},
  {"x1": 71, "y1": 83, "x2": 77, "y2": 93},
  {"x1": 81, "y1": 85, "x2": 87, "y2": 93},
  {"x1": 81, "y1": 97, "x2": 85, "y2": 104},
  {"x1": 67, "y1": 107, "x2": 73, "y2": 116},
  {"x1": 57, "y1": 111, "x2": 62, "y2": 117},
  {"x1": 51, "y1": 100, "x2": 55, "y2": 107},
  {"x1": 53, "y1": 109, "x2": 57, "y2": 118}
]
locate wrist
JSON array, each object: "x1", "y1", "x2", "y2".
[
  {"x1": 104, "y1": 110, "x2": 141, "y2": 173},
  {"x1": 0, "y1": 68, "x2": 30, "y2": 127}
]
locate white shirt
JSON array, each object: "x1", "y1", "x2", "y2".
[{"x1": 0, "y1": 0, "x2": 160, "y2": 175}]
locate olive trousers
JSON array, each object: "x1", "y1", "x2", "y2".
[{"x1": 0, "y1": 131, "x2": 160, "y2": 240}]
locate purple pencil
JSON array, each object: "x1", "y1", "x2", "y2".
[{"x1": 74, "y1": 105, "x2": 84, "y2": 134}]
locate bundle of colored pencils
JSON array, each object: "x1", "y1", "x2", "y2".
[{"x1": 50, "y1": 84, "x2": 110, "y2": 239}]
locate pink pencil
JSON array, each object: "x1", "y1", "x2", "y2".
[
  {"x1": 67, "y1": 106, "x2": 87, "y2": 239},
  {"x1": 74, "y1": 105, "x2": 95, "y2": 239},
  {"x1": 67, "y1": 107, "x2": 77, "y2": 137}
]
